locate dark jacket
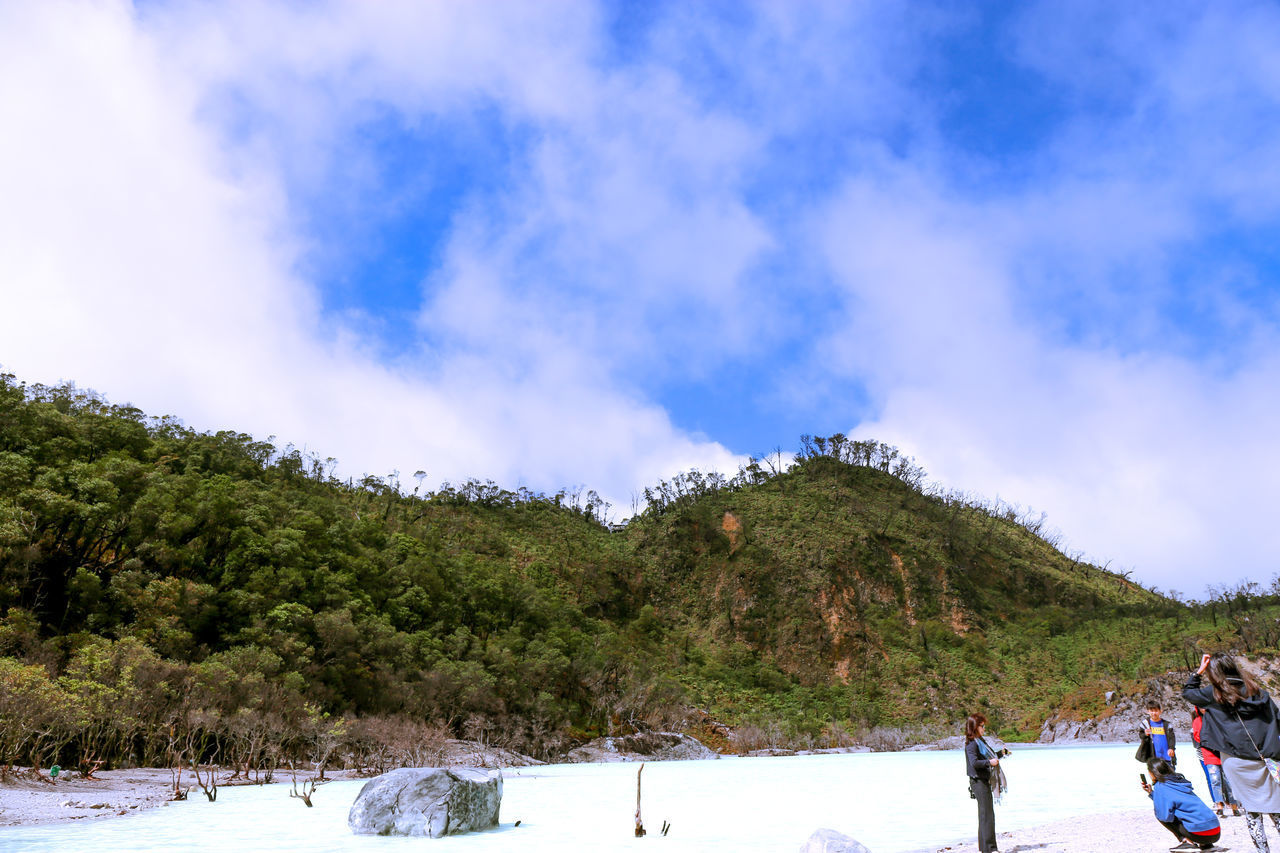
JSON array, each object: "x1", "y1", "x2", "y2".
[
  {"x1": 1150, "y1": 772, "x2": 1220, "y2": 834},
  {"x1": 1183, "y1": 673, "x2": 1280, "y2": 760},
  {"x1": 1135, "y1": 718, "x2": 1177, "y2": 763},
  {"x1": 965, "y1": 737, "x2": 997, "y2": 780}
]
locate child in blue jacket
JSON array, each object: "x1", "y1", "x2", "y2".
[{"x1": 1142, "y1": 759, "x2": 1222, "y2": 851}]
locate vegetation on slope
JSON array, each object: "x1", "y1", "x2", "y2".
[{"x1": 0, "y1": 374, "x2": 1274, "y2": 775}]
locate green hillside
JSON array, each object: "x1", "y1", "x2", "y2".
[
  {"x1": 620, "y1": 438, "x2": 1175, "y2": 740},
  {"x1": 0, "y1": 373, "x2": 1270, "y2": 773}
]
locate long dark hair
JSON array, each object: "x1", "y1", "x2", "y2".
[
  {"x1": 965, "y1": 713, "x2": 987, "y2": 743},
  {"x1": 1204, "y1": 653, "x2": 1261, "y2": 706}
]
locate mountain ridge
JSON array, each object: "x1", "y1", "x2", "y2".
[{"x1": 0, "y1": 372, "x2": 1261, "y2": 775}]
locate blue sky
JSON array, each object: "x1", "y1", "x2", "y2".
[{"x1": 3, "y1": 0, "x2": 1280, "y2": 598}]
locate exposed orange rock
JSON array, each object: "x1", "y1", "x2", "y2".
[
  {"x1": 889, "y1": 551, "x2": 916, "y2": 625},
  {"x1": 721, "y1": 511, "x2": 743, "y2": 553}
]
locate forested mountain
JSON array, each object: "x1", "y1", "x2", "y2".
[{"x1": 0, "y1": 374, "x2": 1269, "y2": 773}]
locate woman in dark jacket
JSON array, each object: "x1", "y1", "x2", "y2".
[
  {"x1": 1184, "y1": 652, "x2": 1280, "y2": 852},
  {"x1": 965, "y1": 712, "x2": 1006, "y2": 853}
]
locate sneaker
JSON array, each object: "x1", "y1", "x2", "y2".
[{"x1": 1170, "y1": 842, "x2": 1200, "y2": 852}]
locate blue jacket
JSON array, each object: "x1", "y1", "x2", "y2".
[{"x1": 1151, "y1": 773, "x2": 1220, "y2": 834}]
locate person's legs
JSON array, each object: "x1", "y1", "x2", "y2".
[
  {"x1": 1158, "y1": 817, "x2": 1187, "y2": 841},
  {"x1": 973, "y1": 777, "x2": 997, "y2": 852},
  {"x1": 1222, "y1": 768, "x2": 1242, "y2": 813},
  {"x1": 1159, "y1": 816, "x2": 1220, "y2": 849},
  {"x1": 1204, "y1": 762, "x2": 1224, "y2": 809},
  {"x1": 1185, "y1": 826, "x2": 1222, "y2": 849},
  {"x1": 1247, "y1": 811, "x2": 1272, "y2": 852}
]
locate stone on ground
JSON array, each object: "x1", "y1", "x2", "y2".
[{"x1": 347, "y1": 767, "x2": 501, "y2": 837}]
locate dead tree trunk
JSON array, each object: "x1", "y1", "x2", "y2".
[
  {"x1": 289, "y1": 764, "x2": 316, "y2": 807},
  {"x1": 290, "y1": 777, "x2": 316, "y2": 807},
  {"x1": 192, "y1": 762, "x2": 218, "y2": 802},
  {"x1": 634, "y1": 762, "x2": 646, "y2": 837}
]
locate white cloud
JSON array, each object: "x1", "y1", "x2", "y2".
[
  {"x1": 0, "y1": 0, "x2": 742, "y2": 517},
  {"x1": 815, "y1": 163, "x2": 1280, "y2": 598}
]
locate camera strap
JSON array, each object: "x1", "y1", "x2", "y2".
[{"x1": 1232, "y1": 706, "x2": 1280, "y2": 784}]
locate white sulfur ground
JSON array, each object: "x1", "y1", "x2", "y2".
[
  {"x1": 0, "y1": 749, "x2": 1265, "y2": 853},
  {"x1": 0, "y1": 768, "x2": 177, "y2": 826},
  {"x1": 903, "y1": 807, "x2": 1251, "y2": 853}
]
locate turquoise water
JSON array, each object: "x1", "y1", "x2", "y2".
[{"x1": 0, "y1": 744, "x2": 1169, "y2": 852}]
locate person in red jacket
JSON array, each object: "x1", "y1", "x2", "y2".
[{"x1": 1193, "y1": 705, "x2": 1243, "y2": 817}]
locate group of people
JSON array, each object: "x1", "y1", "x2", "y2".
[
  {"x1": 963, "y1": 652, "x2": 1280, "y2": 853},
  {"x1": 1182, "y1": 652, "x2": 1280, "y2": 851},
  {"x1": 1134, "y1": 693, "x2": 1236, "y2": 851},
  {"x1": 1138, "y1": 652, "x2": 1280, "y2": 852}
]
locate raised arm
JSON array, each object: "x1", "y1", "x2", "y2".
[{"x1": 1182, "y1": 654, "x2": 1215, "y2": 707}]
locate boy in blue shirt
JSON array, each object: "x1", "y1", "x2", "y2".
[{"x1": 1138, "y1": 699, "x2": 1177, "y2": 767}]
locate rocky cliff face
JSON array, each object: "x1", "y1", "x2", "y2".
[
  {"x1": 1040, "y1": 658, "x2": 1280, "y2": 745},
  {"x1": 1039, "y1": 694, "x2": 1185, "y2": 745}
]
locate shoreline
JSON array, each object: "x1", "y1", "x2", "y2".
[
  {"x1": 0, "y1": 739, "x2": 538, "y2": 828},
  {"x1": 0, "y1": 766, "x2": 368, "y2": 827},
  {"x1": 1, "y1": 768, "x2": 185, "y2": 827}
]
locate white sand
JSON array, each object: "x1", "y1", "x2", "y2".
[
  {"x1": 0, "y1": 768, "x2": 179, "y2": 826},
  {"x1": 0, "y1": 766, "x2": 373, "y2": 827},
  {"x1": 905, "y1": 808, "x2": 1251, "y2": 853}
]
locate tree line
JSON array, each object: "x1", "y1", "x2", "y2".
[{"x1": 0, "y1": 375, "x2": 666, "y2": 773}]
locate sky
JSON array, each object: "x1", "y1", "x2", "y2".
[{"x1": 2, "y1": 0, "x2": 1280, "y2": 600}]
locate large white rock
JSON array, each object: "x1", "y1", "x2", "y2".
[
  {"x1": 799, "y1": 828, "x2": 872, "y2": 853},
  {"x1": 348, "y1": 767, "x2": 502, "y2": 837}
]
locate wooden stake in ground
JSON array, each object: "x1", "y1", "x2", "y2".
[{"x1": 635, "y1": 762, "x2": 646, "y2": 837}]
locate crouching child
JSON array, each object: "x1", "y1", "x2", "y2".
[{"x1": 1142, "y1": 759, "x2": 1222, "y2": 851}]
